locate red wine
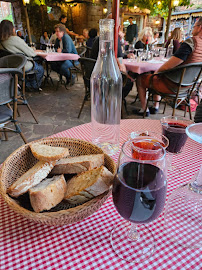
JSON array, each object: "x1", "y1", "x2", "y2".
[
  {"x1": 112, "y1": 162, "x2": 167, "y2": 224},
  {"x1": 162, "y1": 122, "x2": 188, "y2": 153}
]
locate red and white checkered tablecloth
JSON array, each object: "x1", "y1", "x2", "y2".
[{"x1": 1, "y1": 119, "x2": 202, "y2": 270}]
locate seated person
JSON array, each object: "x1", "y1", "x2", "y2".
[
  {"x1": 134, "y1": 17, "x2": 202, "y2": 116},
  {"x1": 90, "y1": 19, "x2": 133, "y2": 101},
  {"x1": 0, "y1": 20, "x2": 44, "y2": 90},
  {"x1": 165, "y1": 28, "x2": 182, "y2": 54},
  {"x1": 152, "y1": 31, "x2": 159, "y2": 45},
  {"x1": 49, "y1": 30, "x2": 57, "y2": 45},
  {"x1": 82, "y1": 28, "x2": 89, "y2": 41},
  {"x1": 86, "y1": 28, "x2": 97, "y2": 48},
  {"x1": 135, "y1": 27, "x2": 153, "y2": 49},
  {"x1": 195, "y1": 99, "x2": 202, "y2": 123},
  {"x1": 50, "y1": 24, "x2": 79, "y2": 84},
  {"x1": 40, "y1": 31, "x2": 49, "y2": 49},
  {"x1": 16, "y1": 30, "x2": 24, "y2": 40}
]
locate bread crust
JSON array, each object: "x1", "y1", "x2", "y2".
[
  {"x1": 29, "y1": 175, "x2": 67, "y2": 212},
  {"x1": 7, "y1": 161, "x2": 56, "y2": 198},
  {"x1": 30, "y1": 143, "x2": 69, "y2": 161},
  {"x1": 64, "y1": 166, "x2": 114, "y2": 204},
  {"x1": 51, "y1": 154, "x2": 104, "y2": 175}
]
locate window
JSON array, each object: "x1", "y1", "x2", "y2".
[{"x1": 0, "y1": 1, "x2": 14, "y2": 23}]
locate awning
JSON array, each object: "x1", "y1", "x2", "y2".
[{"x1": 171, "y1": 9, "x2": 202, "y2": 20}]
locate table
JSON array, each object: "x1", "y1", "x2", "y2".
[
  {"x1": 1, "y1": 119, "x2": 202, "y2": 270},
  {"x1": 36, "y1": 51, "x2": 80, "y2": 87},
  {"x1": 123, "y1": 58, "x2": 167, "y2": 74},
  {"x1": 36, "y1": 51, "x2": 80, "y2": 62}
]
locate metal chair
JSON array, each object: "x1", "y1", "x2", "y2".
[
  {"x1": 78, "y1": 57, "x2": 96, "y2": 118},
  {"x1": 0, "y1": 67, "x2": 27, "y2": 143},
  {"x1": 69, "y1": 47, "x2": 87, "y2": 86},
  {"x1": 143, "y1": 62, "x2": 202, "y2": 119},
  {"x1": 0, "y1": 55, "x2": 38, "y2": 124}
]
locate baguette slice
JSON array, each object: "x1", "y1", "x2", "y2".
[
  {"x1": 30, "y1": 143, "x2": 69, "y2": 162},
  {"x1": 29, "y1": 175, "x2": 67, "y2": 213},
  {"x1": 64, "y1": 166, "x2": 114, "y2": 204},
  {"x1": 51, "y1": 154, "x2": 104, "y2": 175},
  {"x1": 7, "y1": 160, "x2": 56, "y2": 198}
]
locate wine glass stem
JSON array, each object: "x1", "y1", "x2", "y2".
[
  {"x1": 166, "y1": 151, "x2": 173, "y2": 170},
  {"x1": 127, "y1": 223, "x2": 139, "y2": 241}
]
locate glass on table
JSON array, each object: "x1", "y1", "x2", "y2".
[
  {"x1": 159, "y1": 48, "x2": 166, "y2": 60},
  {"x1": 160, "y1": 116, "x2": 192, "y2": 173},
  {"x1": 111, "y1": 138, "x2": 167, "y2": 262},
  {"x1": 128, "y1": 130, "x2": 169, "y2": 149},
  {"x1": 164, "y1": 122, "x2": 202, "y2": 248}
]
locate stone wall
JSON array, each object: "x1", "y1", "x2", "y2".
[{"x1": 11, "y1": 0, "x2": 106, "y2": 42}]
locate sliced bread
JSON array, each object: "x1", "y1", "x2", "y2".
[
  {"x1": 51, "y1": 154, "x2": 104, "y2": 175},
  {"x1": 64, "y1": 166, "x2": 114, "y2": 204},
  {"x1": 29, "y1": 175, "x2": 67, "y2": 213},
  {"x1": 30, "y1": 143, "x2": 69, "y2": 162},
  {"x1": 7, "y1": 160, "x2": 56, "y2": 198}
]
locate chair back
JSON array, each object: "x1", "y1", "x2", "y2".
[
  {"x1": 76, "y1": 47, "x2": 87, "y2": 57},
  {"x1": 164, "y1": 62, "x2": 202, "y2": 86},
  {"x1": 0, "y1": 72, "x2": 14, "y2": 105},
  {"x1": 0, "y1": 49, "x2": 12, "y2": 58},
  {"x1": 0, "y1": 54, "x2": 27, "y2": 70},
  {"x1": 0, "y1": 56, "x2": 24, "y2": 105},
  {"x1": 79, "y1": 57, "x2": 96, "y2": 89}
]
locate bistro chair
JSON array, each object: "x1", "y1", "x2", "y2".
[
  {"x1": 78, "y1": 57, "x2": 96, "y2": 118},
  {"x1": 143, "y1": 62, "x2": 202, "y2": 120},
  {"x1": 0, "y1": 49, "x2": 41, "y2": 92},
  {"x1": 0, "y1": 55, "x2": 38, "y2": 124},
  {"x1": 0, "y1": 67, "x2": 27, "y2": 143},
  {"x1": 69, "y1": 47, "x2": 87, "y2": 86}
]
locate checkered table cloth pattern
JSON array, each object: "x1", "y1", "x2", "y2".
[{"x1": 1, "y1": 119, "x2": 202, "y2": 270}]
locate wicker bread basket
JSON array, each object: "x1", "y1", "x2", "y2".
[{"x1": 0, "y1": 138, "x2": 116, "y2": 226}]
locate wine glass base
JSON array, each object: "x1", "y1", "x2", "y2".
[
  {"x1": 165, "y1": 184, "x2": 202, "y2": 248},
  {"x1": 110, "y1": 221, "x2": 155, "y2": 263}
]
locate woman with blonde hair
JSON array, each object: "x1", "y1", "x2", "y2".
[
  {"x1": 135, "y1": 27, "x2": 153, "y2": 49},
  {"x1": 165, "y1": 27, "x2": 182, "y2": 53}
]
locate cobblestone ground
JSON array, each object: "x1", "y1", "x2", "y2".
[{"x1": 0, "y1": 72, "x2": 194, "y2": 163}]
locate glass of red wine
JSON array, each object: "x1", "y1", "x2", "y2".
[
  {"x1": 160, "y1": 116, "x2": 192, "y2": 172},
  {"x1": 164, "y1": 123, "x2": 202, "y2": 248},
  {"x1": 128, "y1": 130, "x2": 169, "y2": 150},
  {"x1": 111, "y1": 138, "x2": 167, "y2": 263}
]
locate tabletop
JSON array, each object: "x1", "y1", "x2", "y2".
[
  {"x1": 1, "y1": 119, "x2": 202, "y2": 270},
  {"x1": 36, "y1": 51, "x2": 80, "y2": 62},
  {"x1": 123, "y1": 58, "x2": 167, "y2": 74}
]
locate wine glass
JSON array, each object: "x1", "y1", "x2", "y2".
[
  {"x1": 128, "y1": 130, "x2": 169, "y2": 150},
  {"x1": 164, "y1": 123, "x2": 202, "y2": 248},
  {"x1": 159, "y1": 48, "x2": 166, "y2": 60},
  {"x1": 160, "y1": 116, "x2": 192, "y2": 172},
  {"x1": 111, "y1": 138, "x2": 167, "y2": 262}
]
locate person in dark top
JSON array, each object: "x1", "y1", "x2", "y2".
[
  {"x1": 50, "y1": 24, "x2": 79, "y2": 84},
  {"x1": 134, "y1": 17, "x2": 202, "y2": 116},
  {"x1": 90, "y1": 36, "x2": 123, "y2": 59},
  {"x1": 59, "y1": 15, "x2": 82, "y2": 39},
  {"x1": 86, "y1": 28, "x2": 97, "y2": 48},
  {"x1": 135, "y1": 27, "x2": 153, "y2": 49},
  {"x1": 126, "y1": 17, "x2": 138, "y2": 44},
  {"x1": 194, "y1": 99, "x2": 202, "y2": 123},
  {"x1": 165, "y1": 28, "x2": 182, "y2": 54},
  {"x1": 90, "y1": 24, "x2": 133, "y2": 101}
]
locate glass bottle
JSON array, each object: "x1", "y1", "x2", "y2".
[
  {"x1": 166, "y1": 39, "x2": 174, "y2": 58},
  {"x1": 90, "y1": 19, "x2": 122, "y2": 156}
]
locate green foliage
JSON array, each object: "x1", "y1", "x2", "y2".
[
  {"x1": 30, "y1": 0, "x2": 46, "y2": 6},
  {"x1": 124, "y1": 0, "x2": 191, "y2": 18}
]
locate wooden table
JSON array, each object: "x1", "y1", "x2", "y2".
[{"x1": 1, "y1": 119, "x2": 202, "y2": 270}]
